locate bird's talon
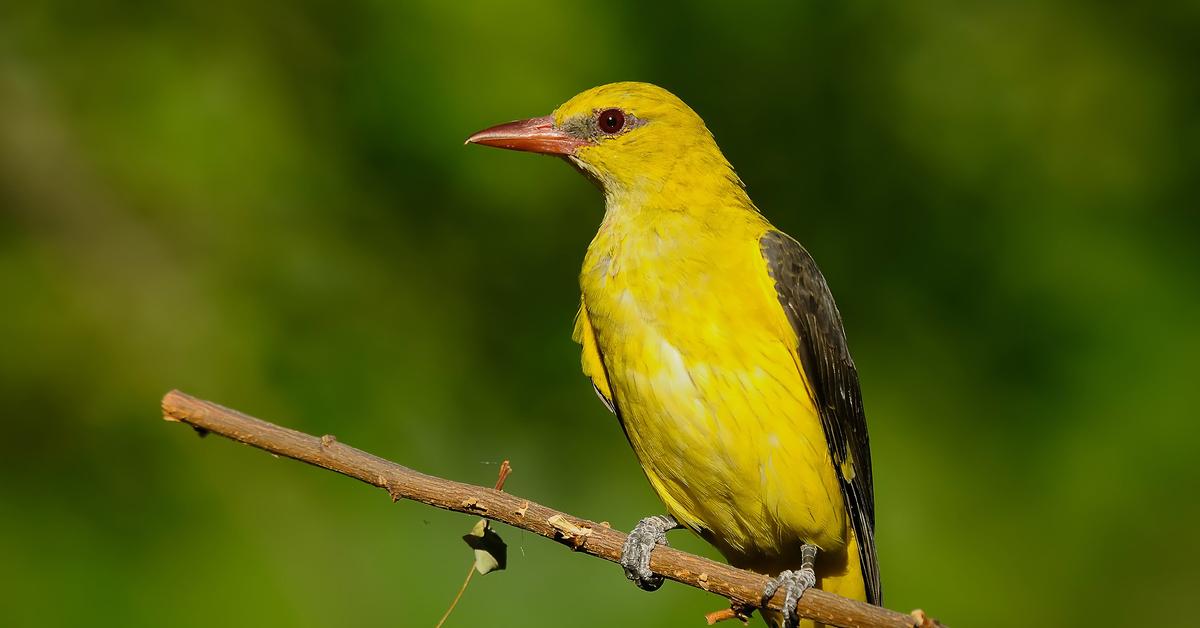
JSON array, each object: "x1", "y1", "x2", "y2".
[
  {"x1": 619, "y1": 514, "x2": 678, "y2": 592},
  {"x1": 761, "y1": 567, "x2": 816, "y2": 628}
]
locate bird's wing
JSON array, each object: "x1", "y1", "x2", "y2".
[
  {"x1": 759, "y1": 230, "x2": 881, "y2": 605},
  {"x1": 574, "y1": 300, "x2": 646, "y2": 455},
  {"x1": 573, "y1": 300, "x2": 616, "y2": 414}
]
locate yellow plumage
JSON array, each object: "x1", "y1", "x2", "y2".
[
  {"x1": 556, "y1": 82, "x2": 868, "y2": 609},
  {"x1": 470, "y1": 82, "x2": 876, "y2": 626}
]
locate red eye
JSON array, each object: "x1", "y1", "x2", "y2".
[{"x1": 597, "y1": 108, "x2": 625, "y2": 134}]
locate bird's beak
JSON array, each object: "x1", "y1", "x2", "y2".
[{"x1": 465, "y1": 115, "x2": 588, "y2": 156}]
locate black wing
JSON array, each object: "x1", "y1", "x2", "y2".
[{"x1": 760, "y1": 230, "x2": 881, "y2": 605}]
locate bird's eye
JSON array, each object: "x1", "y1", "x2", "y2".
[{"x1": 597, "y1": 108, "x2": 626, "y2": 135}]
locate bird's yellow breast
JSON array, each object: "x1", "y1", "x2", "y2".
[{"x1": 576, "y1": 204, "x2": 847, "y2": 567}]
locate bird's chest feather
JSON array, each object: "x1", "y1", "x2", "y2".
[{"x1": 578, "y1": 212, "x2": 845, "y2": 559}]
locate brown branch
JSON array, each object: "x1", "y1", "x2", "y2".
[
  {"x1": 706, "y1": 606, "x2": 751, "y2": 625},
  {"x1": 161, "y1": 390, "x2": 944, "y2": 628}
]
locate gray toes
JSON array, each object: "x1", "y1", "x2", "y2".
[
  {"x1": 762, "y1": 568, "x2": 815, "y2": 628},
  {"x1": 619, "y1": 515, "x2": 676, "y2": 592}
]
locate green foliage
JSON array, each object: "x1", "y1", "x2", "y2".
[{"x1": 1, "y1": 2, "x2": 1198, "y2": 626}]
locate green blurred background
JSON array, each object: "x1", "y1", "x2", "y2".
[{"x1": 2, "y1": 1, "x2": 1198, "y2": 626}]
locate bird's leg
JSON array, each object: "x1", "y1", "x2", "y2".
[
  {"x1": 761, "y1": 543, "x2": 818, "y2": 628},
  {"x1": 620, "y1": 514, "x2": 679, "y2": 591}
]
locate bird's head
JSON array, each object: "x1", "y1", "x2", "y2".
[{"x1": 466, "y1": 82, "x2": 745, "y2": 204}]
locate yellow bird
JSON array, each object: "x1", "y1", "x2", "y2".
[{"x1": 466, "y1": 82, "x2": 879, "y2": 627}]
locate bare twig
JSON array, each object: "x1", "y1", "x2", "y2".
[
  {"x1": 493, "y1": 460, "x2": 511, "y2": 491},
  {"x1": 161, "y1": 390, "x2": 944, "y2": 628},
  {"x1": 705, "y1": 606, "x2": 751, "y2": 625}
]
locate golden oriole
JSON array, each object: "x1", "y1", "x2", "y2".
[{"x1": 467, "y1": 82, "x2": 879, "y2": 628}]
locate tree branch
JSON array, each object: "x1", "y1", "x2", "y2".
[{"x1": 161, "y1": 390, "x2": 943, "y2": 628}]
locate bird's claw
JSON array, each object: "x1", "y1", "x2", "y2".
[
  {"x1": 620, "y1": 514, "x2": 677, "y2": 591},
  {"x1": 762, "y1": 567, "x2": 816, "y2": 628}
]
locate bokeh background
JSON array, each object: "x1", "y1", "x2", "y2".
[{"x1": 3, "y1": 1, "x2": 1198, "y2": 626}]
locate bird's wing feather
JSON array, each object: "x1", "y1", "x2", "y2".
[
  {"x1": 759, "y1": 230, "x2": 881, "y2": 605},
  {"x1": 574, "y1": 300, "x2": 615, "y2": 413}
]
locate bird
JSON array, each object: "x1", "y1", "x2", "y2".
[{"x1": 465, "y1": 82, "x2": 879, "y2": 628}]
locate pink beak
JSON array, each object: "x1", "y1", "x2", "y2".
[{"x1": 465, "y1": 115, "x2": 589, "y2": 155}]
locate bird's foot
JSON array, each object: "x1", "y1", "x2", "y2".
[
  {"x1": 761, "y1": 544, "x2": 818, "y2": 628},
  {"x1": 620, "y1": 514, "x2": 678, "y2": 591}
]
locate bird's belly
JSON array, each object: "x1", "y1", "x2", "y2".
[{"x1": 599, "y1": 317, "x2": 848, "y2": 565}]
